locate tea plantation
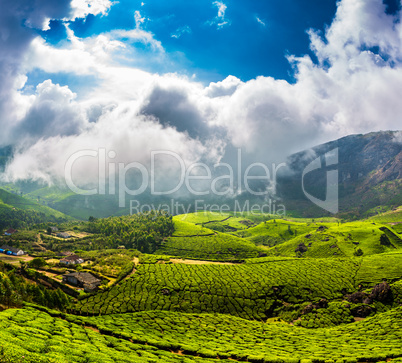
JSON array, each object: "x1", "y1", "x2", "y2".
[
  {"x1": 74, "y1": 255, "x2": 400, "y2": 318},
  {"x1": 0, "y1": 211, "x2": 401, "y2": 362},
  {"x1": 1, "y1": 305, "x2": 402, "y2": 362}
]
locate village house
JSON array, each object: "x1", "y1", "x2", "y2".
[
  {"x1": 50, "y1": 226, "x2": 59, "y2": 232},
  {"x1": 59, "y1": 254, "x2": 84, "y2": 265},
  {"x1": 0, "y1": 245, "x2": 24, "y2": 256},
  {"x1": 57, "y1": 232, "x2": 71, "y2": 239},
  {"x1": 62, "y1": 272, "x2": 102, "y2": 292},
  {"x1": 4, "y1": 228, "x2": 17, "y2": 236}
]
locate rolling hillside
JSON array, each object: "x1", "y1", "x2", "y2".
[{"x1": 0, "y1": 188, "x2": 72, "y2": 229}]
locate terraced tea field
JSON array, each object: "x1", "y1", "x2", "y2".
[
  {"x1": 2, "y1": 305, "x2": 402, "y2": 362},
  {"x1": 75, "y1": 257, "x2": 373, "y2": 317}
]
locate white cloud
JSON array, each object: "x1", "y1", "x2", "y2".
[
  {"x1": 111, "y1": 29, "x2": 164, "y2": 52},
  {"x1": 204, "y1": 76, "x2": 243, "y2": 97},
  {"x1": 2, "y1": 0, "x2": 402, "y2": 188},
  {"x1": 393, "y1": 131, "x2": 402, "y2": 144},
  {"x1": 214, "y1": 1, "x2": 227, "y2": 18},
  {"x1": 69, "y1": 0, "x2": 114, "y2": 20},
  {"x1": 256, "y1": 16, "x2": 266, "y2": 27},
  {"x1": 207, "y1": 1, "x2": 231, "y2": 29},
  {"x1": 171, "y1": 26, "x2": 192, "y2": 39},
  {"x1": 134, "y1": 10, "x2": 146, "y2": 28}
]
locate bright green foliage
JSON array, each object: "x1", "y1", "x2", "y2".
[
  {"x1": 260, "y1": 221, "x2": 402, "y2": 258},
  {"x1": 174, "y1": 212, "x2": 232, "y2": 224},
  {"x1": 369, "y1": 206, "x2": 402, "y2": 223},
  {"x1": 1, "y1": 305, "x2": 402, "y2": 362},
  {"x1": 77, "y1": 307, "x2": 402, "y2": 362},
  {"x1": 157, "y1": 217, "x2": 262, "y2": 261},
  {"x1": 0, "y1": 307, "x2": 222, "y2": 363},
  {"x1": 138, "y1": 254, "x2": 171, "y2": 264},
  {"x1": 356, "y1": 252, "x2": 402, "y2": 286},
  {"x1": 82, "y1": 211, "x2": 174, "y2": 252},
  {"x1": 157, "y1": 232, "x2": 261, "y2": 261},
  {"x1": 171, "y1": 220, "x2": 216, "y2": 236},
  {"x1": 75, "y1": 258, "x2": 359, "y2": 317},
  {"x1": 0, "y1": 263, "x2": 70, "y2": 310},
  {"x1": 293, "y1": 301, "x2": 355, "y2": 328},
  {"x1": 80, "y1": 249, "x2": 139, "y2": 277},
  {"x1": 234, "y1": 219, "x2": 315, "y2": 246}
]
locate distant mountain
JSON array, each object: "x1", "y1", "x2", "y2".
[
  {"x1": 277, "y1": 130, "x2": 402, "y2": 218},
  {"x1": 1, "y1": 132, "x2": 401, "y2": 221},
  {"x1": 0, "y1": 188, "x2": 72, "y2": 230}
]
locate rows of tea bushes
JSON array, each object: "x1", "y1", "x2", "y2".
[
  {"x1": 0, "y1": 307, "x2": 221, "y2": 363},
  {"x1": 74, "y1": 258, "x2": 359, "y2": 318},
  {"x1": 233, "y1": 219, "x2": 317, "y2": 246},
  {"x1": 2, "y1": 305, "x2": 402, "y2": 362},
  {"x1": 356, "y1": 251, "x2": 402, "y2": 286},
  {"x1": 156, "y1": 217, "x2": 263, "y2": 260},
  {"x1": 77, "y1": 306, "x2": 402, "y2": 362},
  {"x1": 156, "y1": 233, "x2": 262, "y2": 261},
  {"x1": 171, "y1": 220, "x2": 215, "y2": 236}
]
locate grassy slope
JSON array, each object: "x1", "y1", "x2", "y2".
[
  {"x1": 2, "y1": 183, "x2": 125, "y2": 220},
  {"x1": 260, "y1": 221, "x2": 402, "y2": 258},
  {"x1": 368, "y1": 206, "x2": 402, "y2": 223},
  {"x1": 0, "y1": 188, "x2": 71, "y2": 220},
  {"x1": 170, "y1": 213, "x2": 402, "y2": 259},
  {"x1": 233, "y1": 219, "x2": 317, "y2": 246},
  {"x1": 155, "y1": 216, "x2": 262, "y2": 261}
]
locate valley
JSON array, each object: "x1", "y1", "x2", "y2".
[{"x1": 0, "y1": 207, "x2": 401, "y2": 362}]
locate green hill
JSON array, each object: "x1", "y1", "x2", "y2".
[
  {"x1": 0, "y1": 188, "x2": 72, "y2": 229},
  {"x1": 259, "y1": 221, "x2": 402, "y2": 258},
  {"x1": 154, "y1": 215, "x2": 263, "y2": 261}
]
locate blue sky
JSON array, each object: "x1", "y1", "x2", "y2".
[{"x1": 40, "y1": 0, "x2": 339, "y2": 83}]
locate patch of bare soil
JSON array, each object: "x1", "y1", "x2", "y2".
[{"x1": 169, "y1": 258, "x2": 236, "y2": 265}]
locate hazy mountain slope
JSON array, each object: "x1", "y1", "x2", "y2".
[
  {"x1": 277, "y1": 130, "x2": 402, "y2": 218},
  {"x1": 0, "y1": 188, "x2": 71, "y2": 221}
]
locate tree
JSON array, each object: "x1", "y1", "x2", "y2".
[{"x1": 29, "y1": 257, "x2": 47, "y2": 269}]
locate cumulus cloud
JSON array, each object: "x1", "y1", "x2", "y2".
[
  {"x1": 2, "y1": 0, "x2": 402, "y2": 197},
  {"x1": 0, "y1": 0, "x2": 74, "y2": 145},
  {"x1": 204, "y1": 76, "x2": 243, "y2": 98},
  {"x1": 209, "y1": 0, "x2": 402, "y2": 162},
  {"x1": 14, "y1": 80, "x2": 86, "y2": 141},
  {"x1": 69, "y1": 0, "x2": 114, "y2": 20},
  {"x1": 4, "y1": 105, "x2": 222, "y2": 195}
]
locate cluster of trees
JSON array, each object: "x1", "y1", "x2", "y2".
[
  {"x1": 0, "y1": 263, "x2": 70, "y2": 310},
  {"x1": 0, "y1": 208, "x2": 66, "y2": 230},
  {"x1": 85, "y1": 211, "x2": 174, "y2": 253}
]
